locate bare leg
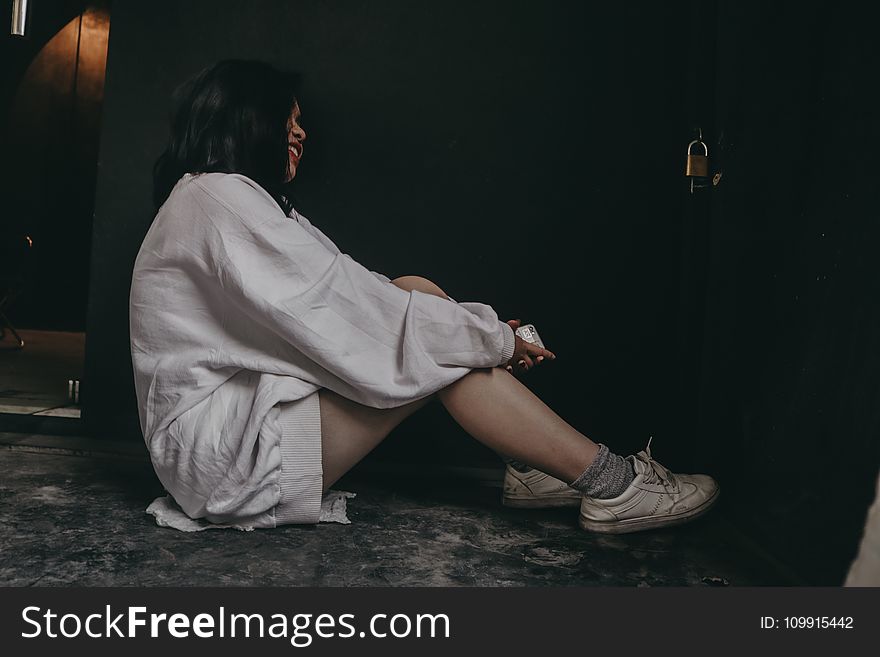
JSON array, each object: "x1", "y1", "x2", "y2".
[
  {"x1": 320, "y1": 365, "x2": 599, "y2": 493},
  {"x1": 436, "y1": 367, "x2": 599, "y2": 484},
  {"x1": 319, "y1": 274, "x2": 598, "y2": 492},
  {"x1": 319, "y1": 388, "x2": 435, "y2": 492},
  {"x1": 390, "y1": 278, "x2": 600, "y2": 479}
]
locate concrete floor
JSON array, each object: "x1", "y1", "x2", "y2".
[{"x1": 0, "y1": 438, "x2": 792, "y2": 587}]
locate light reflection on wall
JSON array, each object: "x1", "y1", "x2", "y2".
[{"x1": 9, "y1": 6, "x2": 110, "y2": 145}]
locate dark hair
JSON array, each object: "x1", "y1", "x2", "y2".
[{"x1": 152, "y1": 59, "x2": 301, "y2": 215}]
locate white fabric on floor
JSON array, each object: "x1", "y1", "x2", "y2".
[{"x1": 146, "y1": 490, "x2": 356, "y2": 532}]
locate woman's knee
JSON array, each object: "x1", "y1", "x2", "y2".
[{"x1": 391, "y1": 275, "x2": 448, "y2": 299}]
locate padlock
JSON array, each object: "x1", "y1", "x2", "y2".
[{"x1": 685, "y1": 139, "x2": 709, "y2": 177}]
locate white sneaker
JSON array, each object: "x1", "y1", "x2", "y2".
[
  {"x1": 578, "y1": 439, "x2": 720, "y2": 534},
  {"x1": 502, "y1": 464, "x2": 582, "y2": 508}
]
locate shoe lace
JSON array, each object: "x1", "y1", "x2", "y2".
[{"x1": 638, "y1": 436, "x2": 679, "y2": 491}]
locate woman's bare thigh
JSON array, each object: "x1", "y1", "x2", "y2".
[{"x1": 318, "y1": 387, "x2": 436, "y2": 492}]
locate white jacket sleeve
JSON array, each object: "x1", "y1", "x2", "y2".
[{"x1": 212, "y1": 204, "x2": 516, "y2": 408}]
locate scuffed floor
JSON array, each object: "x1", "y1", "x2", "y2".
[{"x1": 0, "y1": 448, "x2": 790, "y2": 586}]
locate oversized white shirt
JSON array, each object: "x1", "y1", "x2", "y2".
[{"x1": 129, "y1": 172, "x2": 515, "y2": 525}]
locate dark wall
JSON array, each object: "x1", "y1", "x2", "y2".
[
  {"x1": 695, "y1": 2, "x2": 880, "y2": 584},
  {"x1": 85, "y1": 0, "x2": 697, "y2": 474}
]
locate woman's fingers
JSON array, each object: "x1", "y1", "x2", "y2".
[
  {"x1": 527, "y1": 344, "x2": 556, "y2": 361},
  {"x1": 509, "y1": 343, "x2": 556, "y2": 375}
]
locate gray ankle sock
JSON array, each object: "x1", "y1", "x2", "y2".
[{"x1": 569, "y1": 444, "x2": 635, "y2": 499}]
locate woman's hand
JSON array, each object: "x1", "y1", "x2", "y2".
[{"x1": 503, "y1": 319, "x2": 556, "y2": 374}]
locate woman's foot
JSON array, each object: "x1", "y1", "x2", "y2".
[{"x1": 578, "y1": 442, "x2": 720, "y2": 534}]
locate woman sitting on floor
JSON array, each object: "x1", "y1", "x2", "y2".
[{"x1": 130, "y1": 59, "x2": 719, "y2": 533}]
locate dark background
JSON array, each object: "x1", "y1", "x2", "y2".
[{"x1": 2, "y1": 0, "x2": 878, "y2": 585}]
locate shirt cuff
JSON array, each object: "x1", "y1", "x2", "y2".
[{"x1": 498, "y1": 321, "x2": 516, "y2": 366}]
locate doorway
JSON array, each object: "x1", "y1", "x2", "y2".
[{"x1": 0, "y1": 1, "x2": 110, "y2": 421}]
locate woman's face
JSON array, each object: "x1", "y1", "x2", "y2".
[{"x1": 285, "y1": 102, "x2": 306, "y2": 182}]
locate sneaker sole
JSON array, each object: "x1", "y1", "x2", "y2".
[
  {"x1": 578, "y1": 486, "x2": 721, "y2": 534},
  {"x1": 502, "y1": 493, "x2": 582, "y2": 509}
]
